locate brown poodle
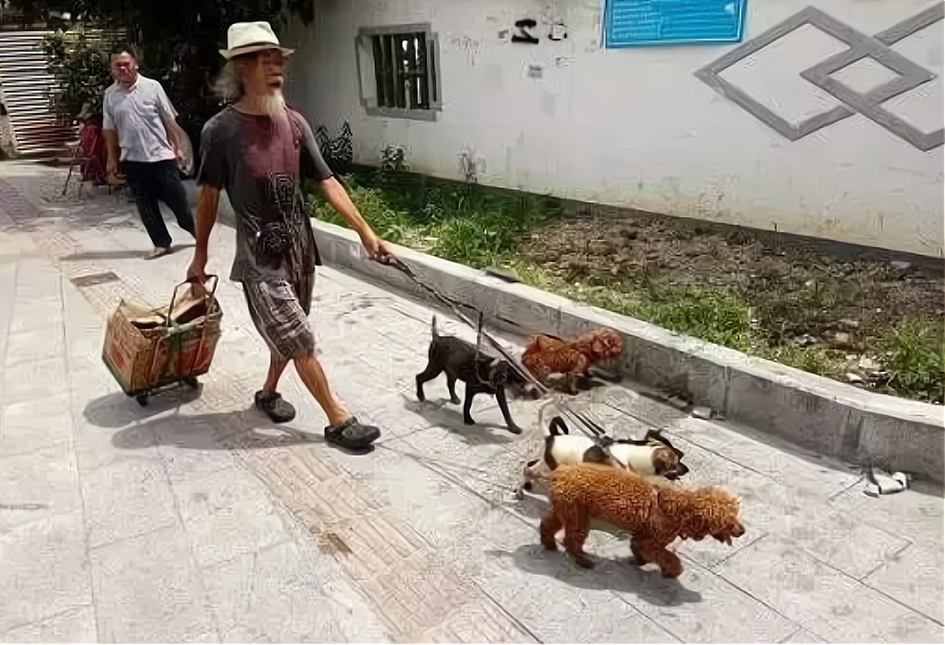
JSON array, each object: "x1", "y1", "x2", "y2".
[
  {"x1": 521, "y1": 328, "x2": 623, "y2": 392},
  {"x1": 539, "y1": 463, "x2": 745, "y2": 577}
]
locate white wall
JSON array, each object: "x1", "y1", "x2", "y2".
[{"x1": 284, "y1": 0, "x2": 945, "y2": 258}]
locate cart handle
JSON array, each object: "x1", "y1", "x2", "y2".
[{"x1": 166, "y1": 275, "x2": 220, "y2": 326}]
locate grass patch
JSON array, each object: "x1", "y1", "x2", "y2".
[
  {"x1": 308, "y1": 168, "x2": 944, "y2": 404},
  {"x1": 308, "y1": 169, "x2": 560, "y2": 267},
  {"x1": 876, "y1": 317, "x2": 944, "y2": 403}
]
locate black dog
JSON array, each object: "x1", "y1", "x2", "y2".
[{"x1": 416, "y1": 316, "x2": 524, "y2": 435}]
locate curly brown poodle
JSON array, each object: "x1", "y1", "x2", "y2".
[
  {"x1": 521, "y1": 328, "x2": 623, "y2": 391},
  {"x1": 539, "y1": 463, "x2": 745, "y2": 577}
]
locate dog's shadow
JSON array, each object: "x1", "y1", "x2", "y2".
[
  {"x1": 399, "y1": 394, "x2": 517, "y2": 446},
  {"x1": 486, "y1": 544, "x2": 703, "y2": 607}
]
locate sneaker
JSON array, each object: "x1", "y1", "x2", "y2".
[
  {"x1": 324, "y1": 416, "x2": 381, "y2": 450},
  {"x1": 254, "y1": 390, "x2": 297, "y2": 423}
]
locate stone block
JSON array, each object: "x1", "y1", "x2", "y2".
[
  {"x1": 91, "y1": 523, "x2": 217, "y2": 642},
  {"x1": 864, "y1": 542, "x2": 943, "y2": 621},
  {"x1": 82, "y1": 455, "x2": 178, "y2": 548},
  {"x1": 0, "y1": 441, "x2": 81, "y2": 531},
  {"x1": 0, "y1": 512, "x2": 91, "y2": 633},
  {"x1": 715, "y1": 535, "x2": 943, "y2": 642},
  {"x1": 202, "y1": 540, "x2": 391, "y2": 643},
  {"x1": 0, "y1": 402, "x2": 74, "y2": 460},
  {"x1": 1, "y1": 355, "x2": 67, "y2": 403},
  {"x1": 173, "y1": 466, "x2": 293, "y2": 568},
  {"x1": 0, "y1": 606, "x2": 96, "y2": 643}
]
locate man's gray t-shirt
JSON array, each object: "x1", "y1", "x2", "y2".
[{"x1": 197, "y1": 106, "x2": 333, "y2": 283}]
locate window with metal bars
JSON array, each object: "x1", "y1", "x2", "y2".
[{"x1": 356, "y1": 25, "x2": 440, "y2": 119}]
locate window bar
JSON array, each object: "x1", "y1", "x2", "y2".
[
  {"x1": 426, "y1": 36, "x2": 439, "y2": 105},
  {"x1": 389, "y1": 34, "x2": 406, "y2": 109},
  {"x1": 416, "y1": 33, "x2": 430, "y2": 109},
  {"x1": 382, "y1": 34, "x2": 396, "y2": 108},
  {"x1": 405, "y1": 35, "x2": 419, "y2": 109},
  {"x1": 371, "y1": 35, "x2": 387, "y2": 108}
]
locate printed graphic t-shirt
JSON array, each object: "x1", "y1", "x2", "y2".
[{"x1": 197, "y1": 106, "x2": 334, "y2": 283}]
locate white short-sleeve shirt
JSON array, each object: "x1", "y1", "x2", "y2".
[{"x1": 102, "y1": 75, "x2": 178, "y2": 163}]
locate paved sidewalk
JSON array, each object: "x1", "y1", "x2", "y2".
[{"x1": 0, "y1": 163, "x2": 942, "y2": 643}]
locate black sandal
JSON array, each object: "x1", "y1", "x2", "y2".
[
  {"x1": 324, "y1": 417, "x2": 380, "y2": 450},
  {"x1": 255, "y1": 390, "x2": 297, "y2": 423}
]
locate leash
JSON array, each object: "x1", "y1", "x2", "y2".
[{"x1": 377, "y1": 254, "x2": 608, "y2": 439}]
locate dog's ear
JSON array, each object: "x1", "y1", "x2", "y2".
[
  {"x1": 647, "y1": 429, "x2": 684, "y2": 458},
  {"x1": 549, "y1": 416, "x2": 570, "y2": 436},
  {"x1": 583, "y1": 444, "x2": 611, "y2": 465}
]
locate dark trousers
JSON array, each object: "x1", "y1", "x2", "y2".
[{"x1": 122, "y1": 159, "x2": 196, "y2": 249}]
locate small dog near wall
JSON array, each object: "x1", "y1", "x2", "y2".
[
  {"x1": 416, "y1": 315, "x2": 524, "y2": 435},
  {"x1": 521, "y1": 328, "x2": 623, "y2": 393},
  {"x1": 517, "y1": 415, "x2": 689, "y2": 499},
  {"x1": 540, "y1": 463, "x2": 745, "y2": 576}
]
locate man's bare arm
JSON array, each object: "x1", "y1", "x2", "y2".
[
  {"x1": 194, "y1": 186, "x2": 219, "y2": 259},
  {"x1": 163, "y1": 116, "x2": 183, "y2": 152},
  {"x1": 103, "y1": 129, "x2": 119, "y2": 170},
  {"x1": 320, "y1": 177, "x2": 373, "y2": 240},
  {"x1": 156, "y1": 85, "x2": 185, "y2": 153}
]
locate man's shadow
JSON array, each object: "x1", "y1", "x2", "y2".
[
  {"x1": 83, "y1": 390, "x2": 373, "y2": 455},
  {"x1": 486, "y1": 543, "x2": 703, "y2": 607}
]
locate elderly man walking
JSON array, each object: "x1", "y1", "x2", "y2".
[
  {"x1": 103, "y1": 45, "x2": 195, "y2": 259},
  {"x1": 186, "y1": 22, "x2": 393, "y2": 450}
]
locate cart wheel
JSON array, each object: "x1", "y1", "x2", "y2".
[
  {"x1": 183, "y1": 376, "x2": 200, "y2": 389},
  {"x1": 135, "y1": 394, "x2": 149, "y2": 407}
]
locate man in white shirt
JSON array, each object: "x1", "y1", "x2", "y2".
[{"x1": 103, "y1": 45, "x2": 195, "y2": 259}]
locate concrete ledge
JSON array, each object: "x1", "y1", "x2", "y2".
[{"x1": 308, "y1": 219, "x2": 944, "y2": 484}]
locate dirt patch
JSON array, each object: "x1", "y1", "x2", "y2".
[{"x1": 519, "y1": 214, "x2": 944, "y2": 403}]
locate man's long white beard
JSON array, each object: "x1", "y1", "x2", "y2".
[
  {"x1": 243, "y1": 89, "x2": 289, "y2": 129},
  {"x1": 257, "y1": 89, "x2": 286, "y2": 117}
]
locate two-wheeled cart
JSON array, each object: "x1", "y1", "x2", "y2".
[{"x1": 102, "y1": 276, "x2": 223, "y2": 406}]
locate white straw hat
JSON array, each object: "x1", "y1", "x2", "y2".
[{"x1": 219, "y1": 21, "x2": 294, "y2": 59}]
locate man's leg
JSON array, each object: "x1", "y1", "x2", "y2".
[
  {"x1": 152, "y1": 160, "x2": 196, "y2": 238},
  {"x1": 122, "y1": 161, "x2": 173, "y2": 256},
  {"x1": 241, "y1": 276, "x2": 381, "y2": 448}
]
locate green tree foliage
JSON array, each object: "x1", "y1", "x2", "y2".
[
  {"x1": 41, "y1": 29, "x2": 113, "y2": 119},
  {"x1": 6, "y1": 1, "x2": 317, "y2": 120}
]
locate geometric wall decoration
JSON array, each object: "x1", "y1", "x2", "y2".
[
  {"x1": 605, "y1": 0, "x2": 748, "y2": 48},
  {"x1": 694, "y1": 4, "x2": 944, "y2": 151}
]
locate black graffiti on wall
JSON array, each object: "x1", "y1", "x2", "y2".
[{"x1": 504, "y1": 19, "x2": 567, "y2": 44}]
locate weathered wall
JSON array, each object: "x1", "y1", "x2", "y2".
[{"x1": 284, "y1": 0, "x2": 945, "y2": 258}]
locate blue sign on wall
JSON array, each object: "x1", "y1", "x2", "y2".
[{"x1": 604, "y1": 0, "x2": 748, "y2": 48}]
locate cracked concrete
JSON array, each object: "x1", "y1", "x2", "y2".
[{"x1": 0, "y1": 163, "x2": 942, "y2": 643}]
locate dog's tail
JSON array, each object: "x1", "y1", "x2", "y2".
[{"x1": 431, "y1": 315, "x2": 439, "y2": 340}]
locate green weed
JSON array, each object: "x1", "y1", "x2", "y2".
[{"x1": 875, "y1": 317, "x2": 944, "y2": 403}]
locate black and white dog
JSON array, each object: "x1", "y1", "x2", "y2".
[{"x1": 517, "y1": 413, "x2": 690, "y2": 499}]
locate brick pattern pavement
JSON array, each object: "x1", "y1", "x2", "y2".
[{"x1": 0, "y1": 164, "x2": 942, "y2": 643}]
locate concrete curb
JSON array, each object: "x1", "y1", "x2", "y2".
[
  {"x1": 206, "y1": 189, "x2": 945, "y2": 484},
  {"x1": 308, "y1": 219, "x2": 944, "y2": 484}
]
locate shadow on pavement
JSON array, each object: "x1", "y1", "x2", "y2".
[
  {"x1": 109, "y1": 409, "x2": 318, "y2": 452},
  {"x1": 58, "y1": 243, "x2": 194, "y2": 262},
  {"x1": 487, "y1": 544, "x2": 703, "y2": 606},
  {"x1": 400, "y1": 394, "x2": 518, "y2": 446},
  {"x1": 83, "y1": 389, "x2": 205, "y2": 428}
]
